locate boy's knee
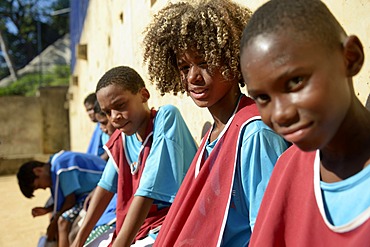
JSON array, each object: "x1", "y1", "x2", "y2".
[{"x1": 57, "y1": 216, "x2": 71, "y2": 232}]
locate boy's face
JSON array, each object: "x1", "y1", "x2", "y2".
[
  {"x1": 240, "y1": 33, "x2": 352, "y2": 151},
  {"x1": 95, "y1": 112, "x2": 116, "y2": 136},
  {"x1": 177, "y1": 49, "x2": 239, "y2": 109},
  {"x1": 96, "y1": 84, "x2": 149, "y2": 137},
  {"x1": 84, "y1": 102, "x2": 97, "y2": 123},
  {"x1": 33, "y1": 166, "x2": 51, "y2": 190}
]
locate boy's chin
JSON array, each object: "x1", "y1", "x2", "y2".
[{"x1": 293, "y1": 141, "x2": 320, "y2": 153}]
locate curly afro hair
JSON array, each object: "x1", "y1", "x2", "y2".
[{"x1": 143, "y1": 0, "x2": 252, "y2": 96}]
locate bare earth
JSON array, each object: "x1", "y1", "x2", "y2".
[{"x1": 0, "y1": 175, "x2": 50, "y2": 247}]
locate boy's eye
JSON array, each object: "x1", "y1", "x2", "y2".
[
  {"x1": 287, "y1": 77, "x2": 304, "y2": 91},
  {"x1": 179, "y1": 66, "x2": 190, "y2": 74},
  {"x1": 253, "y1": 94, "x2": 270, "y2": 105},
  {"x1": 103, "y1": 110, "x2": 110, "y2": 117},
  {"x1": 198, "y1": 62, "x2": 208, "y2": 69}
]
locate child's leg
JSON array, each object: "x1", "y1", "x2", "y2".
[
  {"x1": 57, "y1": 217, "x2": 72, "y2": 247},
  {"x1": 58, "y1": 201, "x2": 84, "y2": 247}
]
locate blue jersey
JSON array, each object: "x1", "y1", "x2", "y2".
[
  {"x1": 87, "y1": 123, "x2": 106, "y2": 156},
  {"x1": 50, "y1": 150, "x2": 105, "y2": 214},
  {"x1": 98, "y1": 105, "x2": 197, "y2": 206},
  {"x1": 321, "y1": 160, "x2": 370, "y2": 226},
  {"x1": 205, "y1": 120, "x2": 289, "y2": 247}
]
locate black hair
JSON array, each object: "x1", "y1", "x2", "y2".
[
  {"x1": 84, "y1": 93, "x2": 97, "y2": 105},
  {"x1": 96, "y1": 66, "x2": 146, "y2": 94},
  {"x1": 17, "y1": 161, "x2": 45, "y2": 198},
  {"x1": 93, "y1": 100, "x2": 104, "y2": 116},
  {"x1": 240, "y1": 0, "x2": 347, "y2": 54}
]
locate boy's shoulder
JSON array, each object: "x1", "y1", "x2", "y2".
[
  {"x1": 276, "y1": 145, "x2": 316, "y2": 171},
  {"x1": 158, "y1": 104, "x2": 180, "y2": 113},
  {"x1": 156, "y1": 104, "x2": 182, "y2": 120}
]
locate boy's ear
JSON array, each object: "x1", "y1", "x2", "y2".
[
  {"x1": 343, "y1": 35, "x2": 364, "y2": 77},
  {"x1": 140, "y1": 88, "x2": 150, "y2": 103},
  {"x1": 33, "y1": 166, "x2": 43, "y2": 176}
]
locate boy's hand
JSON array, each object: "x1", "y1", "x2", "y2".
[
  {"x1": 31, "y1": 207, "x2": 49, "y2": 217},
  {"x1": 46, "y1": 220, "x2": 58, "y2": 241}
]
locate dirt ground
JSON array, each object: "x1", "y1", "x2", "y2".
[{"x1": 0, "y1": 175, "x2": 50, "y2": 247}]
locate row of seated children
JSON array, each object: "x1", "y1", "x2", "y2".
[
  {"x1": 17, "y1": 94, "x2": 118, "y2": 246},
  {"x1": 72, "y1": 0, "x2": 289, "y2": 246},
  {"x1": 80, "y1": 0, "x2": 368, "y2": 246},
  {"x1": 19, "y1": 0, "x2": 370, "y2": 246}
]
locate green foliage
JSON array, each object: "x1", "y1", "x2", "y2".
[
  {"x1": 0, "y1": 0, "x2": 69, "y2": 70},
  {"x1": 0, "y1": 65, "x2": 70, "y2": 96}
]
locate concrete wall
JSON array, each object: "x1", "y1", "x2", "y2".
[
  {"x1": 0, "y1": 86, "x2": 70, "y2": 174},
  {"x1": 68, "y1": 0, "x2": 370, "y2": 151}
]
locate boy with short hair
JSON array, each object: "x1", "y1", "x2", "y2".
[
  {"x1": 71, "y1": 66, "x2": 197, "y2": 247},
  {"x1": 94, "y1": 100, "x2": 116, "y2": 141},
  {"x1": 240, "y1": 0, "x2": 370, "y2": 245},
  {"x1": 17, "y1": 151, "x2": 106, "y2": 247},
  {"x1": 84, "y1": 93, "x2": 108, "y2": 160},
  {"x1": 142, "y1": 1, "x2": 290, "y2": 246}
]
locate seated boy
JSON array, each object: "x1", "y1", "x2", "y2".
[
  {"x1": 240, "y1": 0, "x2": 370, "y2": 245},
  {"x1": 71, "y1": 66, "x2": 198, "y2": 247},
  {"x1": 17, "y1": 151, "x2": 106, "y2": 247},
  {"x1": 69, "y1": 101, "x2": 118, "y2": 245},
  {"x1": 84, "y1": 93, "x2": 109, "y2": 161}
]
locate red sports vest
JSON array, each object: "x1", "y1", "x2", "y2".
[
  {"x1": 105, "y1": 109, "x2": 169, "y2": 246},
  {"x1": 154, "y1": 96, "x2": 260, "y2": 247},
  {"x1": 250, "y1": 145, "x2": 370, "y2": 247}
]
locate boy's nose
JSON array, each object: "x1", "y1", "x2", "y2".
[
  {"x1": 187, "y1": 66, "x2": 202, "y2": 84},
  {"x1": 111, "y1": 110, "x2": 123, "y2": 122},
  {"x1": 271, "y1": 98, "x2": 298, "y2": 127}
]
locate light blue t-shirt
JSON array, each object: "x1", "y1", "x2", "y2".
[
  {"x1": 101, "y1": 132, "x2": 110, "y2": 146},
  {"x1": 205, "y1": 120, "x2": 289, "y2": 247},
  {"x1": 98, "y1": 105, "x2": 197, "y2": 206},
  {"x1": 87, "y1": 123, "x2": 106, "y2": 157},
  {"x1": 321, "y1": 163, "x2": 370, "y2": 226}
]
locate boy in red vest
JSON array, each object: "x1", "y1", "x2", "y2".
[
  {"x1": 240, "y1": 0, "x2": 370, "y2": 245},
  {"x1": 71, "y1": 66, "x2": 197, "y2": 247},
  {"x1": 142, "y1": 1, "x2": 290, "y2": 246}
]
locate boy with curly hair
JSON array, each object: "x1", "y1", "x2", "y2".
[
  {"x1": 240, "y1": 0, "x2": 370, "y2": 245},
  {"x1": 143, "y1": 0, "x2": 290, "y2": 246}
]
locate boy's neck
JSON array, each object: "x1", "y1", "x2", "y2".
[
  {"x1": 320, "y1": 99, "x2": 370, "y2": 182},
  {"x1": 135, "y1": 108, "x2": 152, "y2": 143},
  {"x1": 209, "y1": 90, "x2": 241, "y2": 143}
]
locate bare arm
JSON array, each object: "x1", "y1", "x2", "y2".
[
  {"x1": 31, "y1": 205, "x2": 53, "y2": 217},
  {"x1": 71, "y1": 186, "x2": 114, "y2": 247},
  {"x1": 112, "y1": 196, "x2": 154, "y2": 247}
]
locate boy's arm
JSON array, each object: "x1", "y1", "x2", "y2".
[
  {"x1": 46, "y1": 193, "x2": 76, "y2": 241},
  {"x1": 31, "y1": 205, "x2": 53, "y2": 217},
  {"x1": 71, "y1": 186, "x2": 114, "y2": 247},
  {"x1": 112, "y1": 196, "x2": 154, "y2": 247}
]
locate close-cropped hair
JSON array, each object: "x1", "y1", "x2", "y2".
[
  {"x1": 240, "y1": 0, "x2": 347, "y2": 53},
  {"x1": 94, "y1": 100, "x2": 104, "y2": 116},
  {"x1": 143, "y1": 0, "x2": 252, "y2": 95},
  {"x1": 84, "y1": 93, "x2": 97, "y2": 105},
  {"x1": 17, "y1": 160, "x2": 45, "y2": 198},
  {"x1": 96, "y1": 66, "x2": 146, "y2": 94}
]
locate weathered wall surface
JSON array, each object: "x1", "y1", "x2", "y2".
[
  {"x1": 0, "y1": 86, "x2": 70, "y2": 174},
  {"x1": 68, "y1": 0, "x2": 370, "y2": 151}
]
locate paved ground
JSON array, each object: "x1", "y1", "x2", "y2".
[{"x1": 0, "y1": 175, "x2": 50, "y2": 247}]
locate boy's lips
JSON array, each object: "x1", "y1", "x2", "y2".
[
  {"x1": 115, "y1": 121, "x2": 129, "y2": 130},
  {"x1": 189, "y1": 88, "x2": 208, "y2": 100},
  {"x1": 278, "y1": 122, "x2": 313, "y2": 143}
]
